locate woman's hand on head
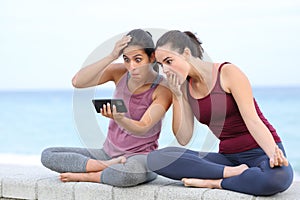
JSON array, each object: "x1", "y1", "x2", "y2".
[
  {"x1": 110, "y1": 35, "x2": 132, "y2": 60},
  {"x1": 100, "y1": 103, "x2": 124, "y2": 120},
  {"x1": 269, "y1": 145, "x2": 289, "y2": 168}
]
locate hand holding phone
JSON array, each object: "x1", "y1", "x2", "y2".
[{"x1": 92, "y1": 99, "x2": 128, "y2": 113}]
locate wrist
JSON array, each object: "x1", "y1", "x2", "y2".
[
  {"x1": 172, "y1": 91, "x2": 183, "y2": 100},
  {"x1": 107, "y1": 53, "x2": 118, "y2": 61},
  {"x1": 113, "y1": 113, "x2": 125, "y2": 122}
]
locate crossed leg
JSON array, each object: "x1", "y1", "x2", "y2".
[
  {"x1": 60, "y1": 156, "x2": 126, "y2": 182},
  {"x1": 182, "y1": 164, "x2": 248, "y2": 189}
]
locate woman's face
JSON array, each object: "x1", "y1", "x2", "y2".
[
  {"x1": 155, "y1": 46, "x2": 190, "y2": 84},
  {"x1": 122, "y1": 45, "x2": 153, "y2": 80}
]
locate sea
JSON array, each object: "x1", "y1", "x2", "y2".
[{"x1": 0, "y1": 87, "x2": 299, "y2": 180}]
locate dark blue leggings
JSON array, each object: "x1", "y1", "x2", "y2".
[{"x1": 147, "y1": 143, "x2": 293, "y2": 196}]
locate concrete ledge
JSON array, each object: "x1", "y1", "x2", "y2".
[{"x1": 0, "y1": 164, "x2": 299, "y2": 200}]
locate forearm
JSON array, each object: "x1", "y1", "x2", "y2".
[
  {"x1": 172, "y1": 94, "x2": 194, "y2": 146},
  {"x1": 247, "y1": 120, "x2": 277, "y2": 158},
  {"x1": 114, "y1": 117, "x2": 152, "y2": 136},
  {"x1": 72, "y1": 54, "x2": 115, "y2": 88}
]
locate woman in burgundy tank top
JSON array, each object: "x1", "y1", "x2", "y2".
[{"x1": 147, "y1": 30, "x2": 293, "y2": 196}]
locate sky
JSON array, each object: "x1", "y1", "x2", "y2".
[{"x1": 0, "y1": 0, "x2": 300, "y2": 90}]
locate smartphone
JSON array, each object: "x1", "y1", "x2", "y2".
[{"x1": 92, "y1": 99, "x2": 128, "y2": 113}]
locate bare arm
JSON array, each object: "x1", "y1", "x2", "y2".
[
  {"x1": 102, "y1": 85, "x2": 172, "y2": 135},
  {"x1": 221, "y1": 64, "x2": 288, "y2": 167},
  {"x1": 72, "y1": 36, "x2": 131, "y2": 88},
  {"x1": 166, "y1": 74, "x2": 194, "y2": 146}
]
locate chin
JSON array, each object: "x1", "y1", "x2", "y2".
[{"x1": 131, "y1": 75, "x2": 142, "y2": 80}]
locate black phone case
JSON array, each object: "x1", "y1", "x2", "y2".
[{"x1": 92, "y1": 99, "x2": 128, "y2": 113}]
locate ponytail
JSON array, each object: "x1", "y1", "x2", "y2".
[
  {"x1": 156, "y1": 30, "x2": 204, "y2": 59},
  {"x1": 183, "y1": 31, "x2": 204, "y2": 59}
]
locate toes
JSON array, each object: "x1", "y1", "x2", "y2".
[
  {"x1": 120, "y1": 156, "x2": 127, "y2": 164},
  {"x1": 181, "y1": 178, "x2": 190, "y2": 186},
  {"x1": 60, "y1": 173, "x2": 69, "y2": 182}
]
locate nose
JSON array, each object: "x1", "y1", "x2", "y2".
[
  {"x1": 128, "y1": 61, "x2": 135, "y2": 71},
  {"x1": 162, "y1": 64, "x2": 170, "y2": 74}
]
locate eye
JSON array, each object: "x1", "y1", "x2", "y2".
[
  {"x1": 135, "y1": 57, "x2": 142, "y2": 63},
  {"x1": 123, "y1": 57, "x2": 129, "y2": 63},
  {"x1": 166, "y1": 59, "x2": 172, "y2": 65}
]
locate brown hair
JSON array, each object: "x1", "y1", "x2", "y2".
[
  {"x1": 125, "y1": 29, "x2": 158, "y2": 72},
  {"x1": 156, "y1": 30, "x2": 204, "y2": 59}
]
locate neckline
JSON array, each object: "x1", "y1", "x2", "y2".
[
  {"x1": 126, "y1": 72, "x2": 161, "y2": 96},
  {"x1": 188, "y1": 63, "x2": 219, "y2": 100}
]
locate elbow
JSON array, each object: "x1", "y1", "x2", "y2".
[
  {"x1": 173, "y1": 128, "x2": 191, "y2": 146},
  {"x1": 134, "y1": 125, "x2": 151, "y2": 135},
  {"x1": 72, "y1": 75, "x2": 83, "y2": 88},
  {"x1": 72, "y1": 76, "x2": 78, "y2": 88},
  {"x1": 132, "y1": 120, "x2": 154, "y2": 135},
  {"x1": 178, "y1": 139, "x2": 189, "y2": 146}
]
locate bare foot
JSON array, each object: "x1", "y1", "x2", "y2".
[
  {"x1": 104, "y1": 156, "x2": 127, "y2": 166},
  {"x1": 86, "y1": 156, "x2": 127, "y2": 172},
  {"x1": 223, "y1": 164, "x2": 248, "y2": 178},
  {"x1": 60, "y1": 171, "x2": 101, "y2": 183},
  {"x1": 182, "y1": 178, "x2": 222, "y2": 189}
]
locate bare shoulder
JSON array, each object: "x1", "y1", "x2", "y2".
[
  {"x1": 219, "y1": 63, "x2": 249, "y2": 93},
  {"x1": 153, "y1": 79, "x2": 172, "y2": 102},
  {"x1": 220, "y1": 63, "x2": 243, "y2": 75},
  {"x1": 107, "y1": 63, "x2": 127, "y2": 82},
  {"x1": 107, "y1": 63, "x2": 127, "y2": 72},
  {"x1": 156, "y1": 76, "x2": 169, "y2": 88},
  {"x1": 156, "y1": 83, "x2": 172, "y2": 96}
]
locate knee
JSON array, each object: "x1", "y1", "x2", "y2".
[
  {"x1": 260, "y1": 166, "x2": 294, "y2": 195},
  {"x1": 122, "y1": 172, "x2": 148, "y2": 187},
  {"x1": 147, "y1": 147, "x2": 179, "y2": 172},
  {"x1": 103, "y1": 171, "x2": 148, "y2": 187},
  {"x1": 270, "y1": 166, "x2": 294, "y2": 194},
  {"x1": 147, "y1": 150, "x2": 161, "y2": 172},
  {"x1": 40, "y1": 147, "x2": 55, "y2": 168}
]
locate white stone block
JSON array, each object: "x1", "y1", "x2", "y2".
[
  {"x1": 157, "y1": 182, "x2": 207, "y2": 200},
  {"x1": 2, "y1": 175, "x2": 37, "y2": 200},
  {"x1": 0, "y1": 179, "x2": 2, "y2": 198},
  {"x1": 105, "y1": 175, "x2": 176, "y2": 200},
  {"x1": 256, "y1": 181, "x2": 300, "y2": 200},
  {"x1": 203, "y1": 188, "x2": 253, "y2": 200},
  {"x1": 1, "y1": 166, "x2": 56, "y2": 200},
  {"x1": 74, "y1": 182, "x2": 113, "y2": 200},
  {"x1": 38, "y1": 177, "x2": 76, "y2": 200}
]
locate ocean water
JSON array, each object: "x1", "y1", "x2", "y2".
[{"x1": 0, "y1": 87, "x2": 300, "y2": 178}]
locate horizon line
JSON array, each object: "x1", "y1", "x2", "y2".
[{"x1": 0, "y1": 85, "x2": 300, "y2": 92}]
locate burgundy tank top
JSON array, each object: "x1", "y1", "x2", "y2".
[{"x1": 187, "y1": 62, "x2": 281, "y2": 154}]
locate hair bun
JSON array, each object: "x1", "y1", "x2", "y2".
[
  {"x1": 145, "y1": 31, "x2": 152, "y2": 38},
  {"x1": 183, "y1": 31, "x2": 202, "y2": 45}
]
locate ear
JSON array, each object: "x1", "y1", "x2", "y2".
[
  {"x1": 150, "y1": 52, "x2": 156, "y2": 63},
  {"x1": 183, "y1": 47, "x2": 192, "y2": 60}
]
